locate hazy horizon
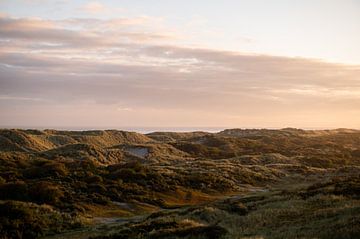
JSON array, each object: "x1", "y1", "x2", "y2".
[
  {"x1": 1, "y1": 125, "x2": 359, "y2": 134},
  {"x1": 1, "y1": 0, "x2": 359, "y2": 128}
]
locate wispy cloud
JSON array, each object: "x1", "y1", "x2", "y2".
[
  {"x1": 0, "y1": 95, "x2": 44, "y2": 101},
  {"x1": 117, "y1": 107, "x2": 133, "y2": 112},
  {"x1": 79, "y1": 2, "x2": 108, "y2": 14},
  {"x1": 79, "y1": 1, "x2": 124, "y2": 15},
  {"x1": 0, "y1": 14, "x2": 359, "y2": 128}
]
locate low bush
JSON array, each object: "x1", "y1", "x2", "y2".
[
  {"x1": 0, "y1": 201, "x2": 82, "y2": 239},
  {"x1": 23, "y1": 162, "x2": 68, "y2": 179},
  {"x1": 29, "y1": 181, "x2": 64, "y2": 205},
  {"x1": 0, "y1": 181, "x2": 29, "y2": 201}
]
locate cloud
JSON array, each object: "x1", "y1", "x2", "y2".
[
  {"x1": 0, "y1": 16, "x2": 177, "y2": 51},
  {"x1": 0, "y1": 15, "x2": 359, "y2": 128},
  {"x1": 117, "y1": 107, "x2": 133, "y2": 112},
  {"x1": 80, "y1": 2, "x2": 108, "y2": 14},
  {"x1": 78, "y1": 1, "x2": 124, "y2": 15},
  {"x1": 0, "y1": 95, "x2": 44, "y2": 101}
]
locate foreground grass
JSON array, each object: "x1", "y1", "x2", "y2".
[{"x1": 88, "y1": 176, "x2": 360, "y2": 239}]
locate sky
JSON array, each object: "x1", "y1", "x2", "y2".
[{"x1": 0, "y1": 0, "x2": 359, "y2": 129}]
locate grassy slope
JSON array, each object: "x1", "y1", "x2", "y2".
[{"x1": 88, "y1": 174, "x2": 360, "y2": 239}]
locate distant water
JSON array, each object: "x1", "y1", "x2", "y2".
[
  {"x1": 1, "y1": 126, "x2": 356, "y2": 134},
  {"x1": 0, "y1": 126, "x2": 227, "y2": 134},
  {"x1": 120, "y1": 127, "x2": 227, "y2": 133},
  {"x1": 103, "y1": 127, "x2": 227, "y2": 133}
]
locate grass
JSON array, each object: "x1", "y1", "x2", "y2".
[{"x1": 85, "y1": 175, "x2": 360, "y2": 239}]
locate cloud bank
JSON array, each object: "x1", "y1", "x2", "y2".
[{"x1": 0, "y1": 15, "x2": 359, "y2": 128}]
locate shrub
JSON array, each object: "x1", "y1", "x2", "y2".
[
  {"x1": 0, "y1": 201, "x2": 83, "y2": 239},
  {"x1": 0, "y1": 176, "x2": 6, "y2": 184},
  {"x1": 0, "y1": 201, "x2": 42, "y2": 239},
  {"x1": 109, "y1": 168, "x2": 146, "y2": 182},
  {"x1": 87, "y1": 183, "x2": 107, "y2": 194},
  {"x1": 85, "y1": 175, "x2": 103, "y2": 183},
  {"x1": 0, "y1": 181, "x2": 29, "y2": 201},
  {"x1": 227, "y1": 202, "x2": 248, "y2": 215},
  {"x1": 29, "y1": 182, "x2": 64, "y2": 205},
  {"x1": 43, "y1": 162, "x2": 68, "y2": 177},
  {"x1": 23, "y1": 162, "x2": 68, "y2": 179},
  {"x1": 90, "y1": 193, "x2": 109, "y2": 205}
]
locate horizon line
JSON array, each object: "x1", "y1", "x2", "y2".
[{"x1": 1, "y1": 126, "x2": 359, "y2": 134}]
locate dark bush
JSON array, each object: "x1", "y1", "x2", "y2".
[
  {"x1": 85, "y1": 175, "x2": 103, "y2": 183},
  {"x1": 109, "y1": 168, "x2": 146, "y2": 182},
  {"x1": 157, "y1": 224, "x2": 227, "y2": 239},
  {"x1": 90, "y1": 193, "x2": 109, "y2": 205},
  {"x1": 0, "y1": 200, "x2": 82, "y2": 239},
  {"x1": 0, "y1": 181, "x2": 29, "y2": 201},
  {"x1": 0, "y1": 201, "x2": 42, "y2": 239},
  {"x1": 29, "y1": 181, "x2": 64, "y2": 205},
  {"x1": 87, "y1": 183, "x2": 107, "y2": 194},
  {"x1": 228, "y1": 202, "x2": 248, "y2": 215},
  {"x1": 334, "y1": 179, "x2": 360, "y2": 198}
]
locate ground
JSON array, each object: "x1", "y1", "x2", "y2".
[{"x1": 0, "y1": 128, "x2": 359, "y2": 239}]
